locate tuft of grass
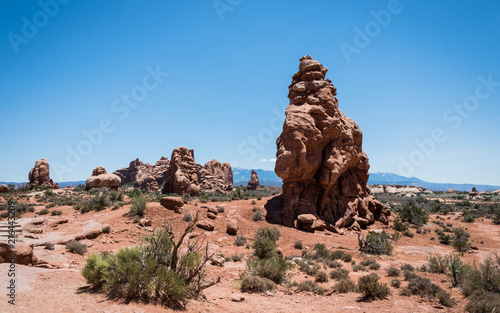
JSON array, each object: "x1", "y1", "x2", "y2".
[
  {"x1": 357, "y1": 274, "x2": 390, "y2": 299},
  {"x1": 234, "y1": 235, "x2": 247, "y2": 247},
  {"x1": 66, "y1": 240, "x2": 87, "y2": 255}
]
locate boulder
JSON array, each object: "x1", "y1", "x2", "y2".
[
  {"x1": 197, "y1": 220, "x2": 214, "y2": 231},
  {"x1": 162, "y1": 147, "x2": 202, "y2": 196},
  {"x1": 28, "y1": 159, "x2": 58, "y2": 189},
  {"x1": 85, "y1": 166, "x2": 121, "y2": 190},
  {"x1": 0, "y1": 242, "x2": 37, "y2": 265},
  {"x1": 207, "y1": 212, "x2": 217, "y2": 219},
  {"x1": 275, "y1": 56, "x2": 390, "y2": 229},
  {"x1": 247, "y1": 170, "x2": 261, "y2": 191},
  {"x1": 227, "y1": 219, "x2": 238, "y2": 235},
  {"x1": 200, "y1": 160, "x2": 233, "y2": 193},
  {"x1": 160, "y1": 196, "x2": 184, "y2": 213},
  {"x1": 297, "y1": 214, "x2": 317, "y2": 224},
  {"x1": 0, "y1": 184, "x2": 9, "y2": 193}
]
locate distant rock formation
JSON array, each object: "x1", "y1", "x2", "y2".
[
  {"x1": 369, "y1": 185, "x2": 432, "y2": 194},
  {"x1": 86, "y1": 166, "x2": 121, "y2": 190},
  {"x1": 0, "y1": 185, "x2": 9, "y2": 193},
  {"x1": 275, "y1": 56, "x2": 390, "y2": 229},
  {"x1": 28, "y1": 159, "x2": 59, "y2": 189},
  {"x1": 469, "y1": 187, "x2": 479, "y2": 198},
  {"x1": 247, "y1": 170, "x2": 261, "y2": 190},
  {"x1": 199, "y1": 160, "x2": 233, "y2": 193},
  {"x1": 161, "y1": 147, "x2": 233, "y2": 196},
  {"x1": 113, "y1": 157, "x2": 170, "y2": 191}
]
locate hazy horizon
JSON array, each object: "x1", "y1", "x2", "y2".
[{"x1": 1, "y1": 1, "x2": 499, "y2": 185}]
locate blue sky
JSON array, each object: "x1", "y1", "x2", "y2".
[{"x1": 0, "y1": 0, "x2": 499, "y2": 185}]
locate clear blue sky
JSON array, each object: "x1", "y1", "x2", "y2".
[{"x1": 1, "y1": 0, "x2": 499, "y2": 185}]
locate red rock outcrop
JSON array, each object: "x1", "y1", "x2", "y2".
[
  {"x1": 113, "y1": 157, "x2": 170, "y2": 191},
  {"x1": 161, "y1": 147, "x2": 233, "y2": 196},
  {"x1": 247, "y1": 170, "x2": 261, "y2": 190},
  {"x1": 275, "y1": 55, "x2": 390, "y2": 229},
  {"x1": 199, "y1": 160, "x2": 233, "y2": 193},
  {"x1": 85, "y1": 166, "x2": 121, "y2": 190},
  {"x1": 28, "y1": 159, "x2": 59, "y2": 189}
]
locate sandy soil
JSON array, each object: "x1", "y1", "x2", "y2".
[{"x1": 1, "y1": 193, "x2": 499, "y2": 312}]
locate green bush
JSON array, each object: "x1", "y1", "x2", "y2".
[
  {"x1": 44, "y1": 242, "x2": 55, "y2": 250},
  {"x1": 439, "y1": 233, "x2": 452, "y2": 245},
  {"x1": 353, "y1": 264, "x2": 367, "y2": 272},
  {"x1": 255, "y1": 226, "x2": 281, "y2": 242},
  {"x1": 427, "y1": 255, "x2": 448, "y2": 274},
  {"x1": 360, "y1": 259, "x2": 380, "y2": 270},
  {"x1": 234, "y1": 235, "x2": 247, "y2": 247},
  {"x1": 465, "y1": 290, "x2": 500, "y2": 313},
  {"x1": 334, "y1": 278, "x2": 357, "y2": 293},
  {"x1": 315, "y1": 271, "x2": 328, "y2": 283},
  {"x1": 81, "y1": 213, "x2": 219, "y2": 307},
  {"x1": 50, "y1": 210, "x2": 63, "y2": 216},
  {"x1": 393, "y1": 219, "x2": 408, "y2": 232},
  {"x1": 66, "y1": 240, "x2": 87, "y2": 255},
  {"x1": 102, "y1": 226, "x2": 111, "y2": 234},
  {"x1": 359, "y1": 231, "x2": 393, "y2": 255},
  {"x1": 387, "y1": 267, "x2": 401, "y2": 277},
  {"x1": 294, "y1": 240, "x2": 303, "y2": 250},
  {"x1": 252, "y1": 236, "x2": 277, "y2": 259},
  {"x1": 38, "y1": 208, "x2": 49, "y2": 215},
  {"x1": 396, "y1": 200, "x2": 429, "y2": 226},
  {"x1": 247, "y1": 257, "x2": 293, "y2": 284},
  {"x1": 297, "y1": 280, "x2": 325, "y2": 295},
  {"x1": 452, "y1": 227, "x2": 471, "y2": 253},
  {"x1": 183, "y1": 213, "x2": 193, "y2": 222},
  {"x1": 391, "y1": 278, "x2": 401, "y2": 288},
  {"x1": 240, "y1": 274, "x2": 275, "y2": 293},
  {"x1": 130, "y1": 195, "x2": 147, "y2": 217},
  {"x1": 357, "y1": 274, "x2": 390, "y2": 299},
  {"x1": 406, "y1": 274, "x2": 455, "y2": 307},
  {"x1": 330, "y1": 268, "x2": 350, "y2": 280}
]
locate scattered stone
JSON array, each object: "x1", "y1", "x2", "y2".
[
  {"x1": 207, "y1": 212, "x2": 217, "y2": 219},
  {"x1": 297, "y1": 214, "x2": 317, "y2": 224},
  {"x1": 160, "y1": 196, "x2": 184, "y2": 213},
  {"x1": 231, "y1": 294, "x2": 245, "y2": 302},
  {"x1": 226, "y1": 219, "x2": 238, "y2": 235},
  {"x1": 207, "y1": 207, "x2": 218, "y2": 214},
  {"x1": 140, "y1": 218, "x2": 152, "y2": 227},
  {"x1": 210, "y1": 255, "x2": 225, "y2": 267},
  {"x1": 197, "y1": 220, "x2": 215, "y2": 231}
]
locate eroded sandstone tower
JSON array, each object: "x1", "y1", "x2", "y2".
[{"x1": 275, "y1": 56, "x2": 390, "y2": 229}]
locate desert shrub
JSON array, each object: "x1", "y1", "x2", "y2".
[
  {"x1": 359, "y1": 231, "x2": 393, "y2": 255},
  {"x1": 391, "y1": 278, "x2": 401, "y2": 288},
  {"x1": 327, "y1": 260, "x2": 342, "y2": 268},
  {"x1": 461, "y1": 257, "x2": 500, "y2": 297},
  {"x1": 406, "y1": 274, "x2": 455, "y2": 307},
  {"x1": 396, "y1": 200, "x2": 428, "y2": 226},
  {"x1": 234, "y1": 235, "x2": 247, "y2": 247},
  {"x1": 247, "y1": 257, "x2": 293, "y2": 284},
  {"x1": 452, "y1": 227, "x2": 471, "y2": 253},
  {"x1": 231, "y1": 254, "x2": 244, "y2": 262},
  {"x1": 102, "y1": 226, "x2": 111, "y2": 234},
  {"x1": 465, "y1": 290, "x2": 500, "y2": 313},
  {"x1": 44, "y1": 242, "x2": 55, "y2": 250},
  {"x1": 252, "y1": 210, "x2": 262, "y2": 221},
  {"x1": 341, "y1": 252, "x2": 352, "y2": 262},
  {"x1": 297, "y1": 280, "x2": 325, "y2": 295},
  {"x1": 303, "y1": 264, "x2": 319, "y2": 276},
  {"x1": 387, "y1": 267, "x2": 401, "y2": 277},
  {"x1": 462, "y1": 210, "x2": 476, "y2": 223},
  {"x1": 255, "y1": 226, "x2": 281, "y2": 242},
  {"x1": 251, "y1": 200, "x2": 256, "y2": 205},
  {"x1": 313, "y1": 243, "x2": 329, "y2": 259},
  {"x1": 183, "y1": 213, "x2": 193, "y2": 222},
  {"x1": 447, "y1": 254, "x2": 469, "y2": 287},
  {"x1": 403, "y1": 230, "x2": 414, "y2": 238},
  {"x1": 294, "y1": 240, "x2": 303, "y2": 250},
  {"x1": 129, "y1": 195, "x2": 147, "y2": 217},
  {"x1": 427, "y1": 255, "x2": 448, "y2": 274},
  {"x1": 315, "y1": 271, "x2": 328, "y2": 283},
  {"x1": 439, "y1": 233, "x2": 452, "y2": 245},
  {"x1": 240, "y1": 274, "x2": 276, "y2": 293},
  {"x1": 132, "y1": 215, "x2": 141, "y2": 223},
  {"x1": 216, "y1": 205, "x2": 225, "y2": 213},
  {"x1": 330, "y1": 268, "x2": 350, "y2": 280},
  {"x1": 66, "y1": 240, "x2": 87, "y2": 255},
  {"x1": 403, "y1": 270, "x2": 418, "y2": 281},
  {"x1": 393, "y1": 219, "x2": 408, "y2": 232},
  {"x1": 357, "y1": 274, "x2": 390, "y2": 299},
  {"x1": 50, "y1": 210, "x2": 63, "y2": 216},
  {"x1": 112, "y1": 202, "x2": 121, "y2": 210},
  {"x1": 360, "y1": 259, "x2": 380, "y2": 270},
  {"x1": 81, "y1": 213, "x2": 219, "y2": 307},
  {"x1": 38, "y1": 208, "x2": 49, "y2": 215},
  {"x1": 108, "y1": 190, "x2": 123, "y2": 202},
  {"x1": 335, "y1": 278, "x2": 357, "y2": 293},
  {"x1": 353, "y1": 264, "x2": 367, "y2": 272},
  {"x1": 252, "y1": 236, "x2": 277, "y2": 259}
]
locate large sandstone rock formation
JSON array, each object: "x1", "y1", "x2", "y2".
[
  {"x1": 275, "y1": 56, "x2": 390, "y2": 229},
  {"x1": 85, "y1": 166, "x2": 121, "y2": 190},
  {"x1": 161, "y1": 147, "x2": 233, "y2": 196},
  {"x1": 28, "y1": 159, "x2": 59, "y2": 189},
  {"x1": 247, "y1": 170, "x2": 261, "y2": 190},
  {"x1": 113, "y1": 157, "x2": 170, "y2": 191}
]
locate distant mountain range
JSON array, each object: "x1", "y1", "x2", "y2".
[{"x1": 2, "y1": 171, "x2": 498, "y2": 192}]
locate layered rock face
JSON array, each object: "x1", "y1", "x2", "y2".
[
  {"x1": 275, "y1": 55, "x2": 390, "y2": 229},
  {"x1": 86, "y1": 166, "x2": 121, "y2": 190},
  {"x1": 113, "y1": 157, "x2": 170, "y2": 191},
  {"x1": 247, "y1": 170, "x2": 261, "y2": 190},
  {"x1": 199, "y1": 160, "x2": 233, "y2": 193},
  {"x1": 161, "y1": 147, "x2": 233, "y2": 196},
  {"x1": 28, "y1": 159, "x2": 59, "y2": 189}
]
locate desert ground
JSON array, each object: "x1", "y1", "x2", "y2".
[{"x1": 1, "y1": 186, "x2": 499, "y2": 313}]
